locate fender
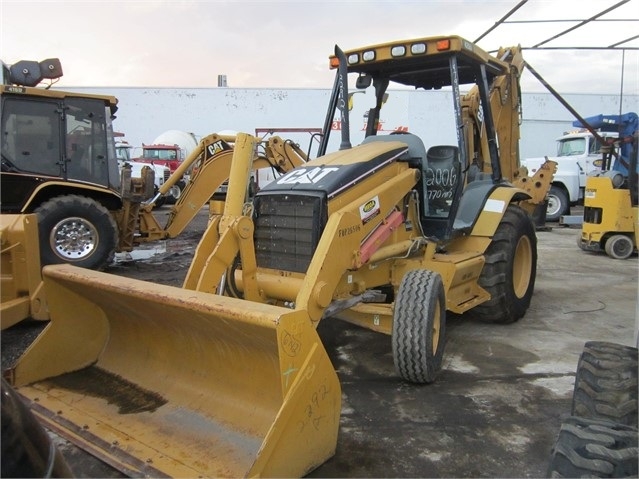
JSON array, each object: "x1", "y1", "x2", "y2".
[
  {"x1": 10, "y1": 177, "x2": 122, "y2": 213},
  {"x1": 470, "y1": 186, "x2": 531, "y2": 238}
]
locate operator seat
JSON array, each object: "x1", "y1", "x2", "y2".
[
  {"x1": 423, "y1": 145, "x2": 460, "y2": 218},
  {"x1": 422, "y1": 145, "x2": 461, "y2": 239}
]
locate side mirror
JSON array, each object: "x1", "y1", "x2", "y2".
[{"x1": 355, "y1": 74, "x2": 372, "y2": 89}]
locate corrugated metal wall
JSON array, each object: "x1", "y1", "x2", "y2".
[{"x1": 68, "y1": 86, "x2": 638, "y2": 160}]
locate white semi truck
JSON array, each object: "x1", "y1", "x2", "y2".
[{"x1": 522, "y1": 129, "x2": 618, "y2": 222}]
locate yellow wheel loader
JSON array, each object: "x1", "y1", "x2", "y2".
[{"x1": 6, "y1": 36, "x2": 540, "y2": 477}]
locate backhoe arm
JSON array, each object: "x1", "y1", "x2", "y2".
[
  {"x1": 461, "y1": 45, "x2": 524, "y2": 181},
  {"x1": 136, "y1": 134, "x2": 309, "y2": 243}
]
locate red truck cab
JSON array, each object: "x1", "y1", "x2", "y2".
[{"x1": 134, "y1": 144, "x2": 184, "y2": 173}]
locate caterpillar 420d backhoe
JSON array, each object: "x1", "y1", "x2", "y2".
[{"x1": 7, "y1": 35, "x2": 545, "y2": 477}]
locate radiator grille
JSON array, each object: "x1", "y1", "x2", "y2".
[{"x1": 254, "y1": 193, "x2": 325, "y2": 273}]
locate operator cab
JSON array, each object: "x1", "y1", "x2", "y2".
[
  {"x1": 1, "y1": 58, "x2": 121, "y2": 212},
  {"x1": 318, "y1": 36, "x2": 509, "y2": 241}
]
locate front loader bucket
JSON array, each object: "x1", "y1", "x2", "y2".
[{"x1": 8, "y1": 264, "x2": 340, "y2": 478}]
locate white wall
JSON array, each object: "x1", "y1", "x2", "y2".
[{"x1": 67, "y1": 86, "x2": 639, "y2": 161}]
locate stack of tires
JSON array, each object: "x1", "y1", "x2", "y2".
[{"x1": 547, "y1": 341, "x2": 638, "y2": 477}]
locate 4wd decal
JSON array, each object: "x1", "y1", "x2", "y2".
[
  {"x1": 277, "y1": 167, "x2": 339, "y2": 185},
  {"x1": 359, "y1": 196, "x2": 380, "y2": 224}
]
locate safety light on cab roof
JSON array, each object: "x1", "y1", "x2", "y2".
[
  {"x1": 347, "y1": 54, "x2": 359, "y2": 65},
  {"x1": 411, "y1": 43, "x2": 426, "y2": 54},
  {"x1": 391, "y1": 45, "x2": 406, "y2": 57},
  {"x1": 436, "y1": 39, "x2": 451, "y2": 51},
  {"x1": 362, "y1": 50, "x2": 375, "y2": 62},
  {"x1": 330, "y1": 57, "x2": 340, "y2": 68}
]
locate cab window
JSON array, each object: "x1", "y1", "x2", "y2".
[{"x1": 1, "y1": 97, "x2": 62, "y2": 176}]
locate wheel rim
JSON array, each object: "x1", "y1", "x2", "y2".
[
  {"x1": 546, "y1": 195, "x2": 560, "y2": 217},
  {"x1": 49, "y1": 216, "x2": 99, "y2": 261},
  {"x1": 512, "y1": 235, "x2": 533, "y2": 298},
  {"x1": 431, "y1": 306, "x2": 441, "y2": 355},
  {"x1": 170, "y1": 185, "x2": 182, "y2": 199}
]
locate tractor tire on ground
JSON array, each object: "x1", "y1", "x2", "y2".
[
  {"x1": 34, "y1": 195, "x2": 118, "y2": 270},
  {"x1": 546, "y1": 416, "x2": 638, "y2": 478},
  {"x1": 546, "y1": 184, "x2": 570, "y2": 222},
  {"x1": 392, "y1": 269, "x2": 446, "y2": 384},
  {"x1": 472, "y1": 204, "x2": 537, "y2": 323},
  {"x1": 572, "y1": 341, "x2": 638, "y2": 428},
  {"x1": 604, "y1": 234, "x2": 634, "y2": 260}
]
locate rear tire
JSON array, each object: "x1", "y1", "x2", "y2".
[
  {"x1": 604, "y1": 234, "x2": 634, "y2": 260},
  {"x1": 546, "y1": 416, "x2": 638, "y2": 478},
  {"x1": 34, "y1": 195, "x2": 118, "y2": 270},
  {"x1": 392, "y1": 269, "x2": 446, "y2": 384},
  {"x1": 572, "y1": 341, "x2": 638, "y2": 428},
  {"x1": 546, "y1": 184, "x2": 569, "y2": 222},
  {"x1": 472, "y1": 204, "x2": 537, "y2": 323}
]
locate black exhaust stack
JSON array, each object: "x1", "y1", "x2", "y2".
[{"x1": 335, "y1": 45, "x2": 352, "y2": 150}]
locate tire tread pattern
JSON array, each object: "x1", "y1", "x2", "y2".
[
  {"x1": 547, "y1": 416, "x2": 638, "y2": 477},
  {"x1": 572, "y1": 341, "x2": 638, "y2": 428},
  {"x1": 392, "y1": 270, "x2": 445, "y2": 384}
]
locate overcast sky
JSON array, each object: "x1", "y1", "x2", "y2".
[{"x1": 1, "y1": 0, "x2": 638, "y2": 96}]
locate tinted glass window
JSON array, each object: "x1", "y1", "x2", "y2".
[
  {"x1": 65, "y1": 98, "x2": 110, "y2": 186},
  {"x1": 1, "y1": 97, "x2": 62, "y2": 176}
]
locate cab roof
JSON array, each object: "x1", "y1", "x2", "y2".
[
  {"x1": 0, "y1": 84, "x2": 118, "y2": 108},
  {"x1": 331, "y1": 35, "x2": 509, "y2": 90}
]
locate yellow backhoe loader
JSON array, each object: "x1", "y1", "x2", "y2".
[{"x1": 7, "y1": 35, "x2": 546, "y2": 477}]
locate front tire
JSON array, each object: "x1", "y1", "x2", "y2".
[
  {"x1": 34, "y1": 195, "x2": 118, "y2": 270},
  {"x1": 546, "y1": 184, "x2": 569, "y2": 222},
  {"x1": 472, "y1": 204, "x2": 537, "y2": 323},
  {"x1": 392, "y1": 269, "x2": 446, "y2": 384}
]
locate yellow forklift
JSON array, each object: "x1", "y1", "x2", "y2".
[{"x1": 578, "y1": 113, "x2": 638, "y2": 259}]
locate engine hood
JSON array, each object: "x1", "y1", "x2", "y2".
[{"x1": 259, "y1": 141, "x2": 408, "y2": 199}]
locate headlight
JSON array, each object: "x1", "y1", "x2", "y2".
[
  {"x1": 391, "y1": 45, "x2": 406, "y2": 57},
  {"x1": 411, "y1": 43, "x2": 426, "y2": 54},
  {"x1": 362, "y1": 50, "x2": 375, "y2": 62}
]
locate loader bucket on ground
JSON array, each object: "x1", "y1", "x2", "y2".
[{"x1": 8, "y1": 264, "x2": 341, "y2": 478}]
